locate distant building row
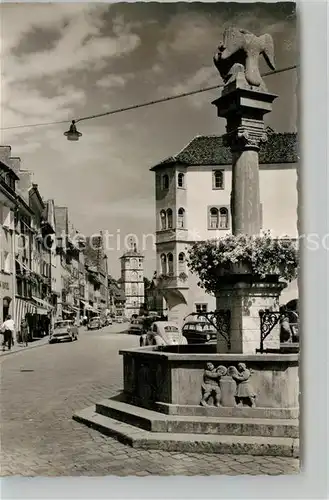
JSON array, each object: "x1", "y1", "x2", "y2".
[{"x1": 0, "y1": 145, "x2": 109, "y2": 337}]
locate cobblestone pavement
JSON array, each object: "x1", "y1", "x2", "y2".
[{"x1": 1, "y1": 325, "x2": 299, "y2": 477}]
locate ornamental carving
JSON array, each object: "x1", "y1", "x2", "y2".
[
  {"x1": 213, "y1": 27, "x2": 275, "y2": 90},
  {"x1": 200, "y1": 362, "x2": 256, "y2": 408},
  {"x1": 224, "y1": 125, "x2": 268, "y2": 151},
  {"x1": 200, "y1": 363, "x2": 227, "y2": 407}
]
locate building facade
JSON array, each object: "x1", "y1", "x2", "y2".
[
  {"x1": 0, "y1": 146, "x2": 18, "y2": 324},
  {"x1": 84, "y1": 234, "x2": 109, "y2": 317},
  {"x1": 151, "y1": 133, "x2": 299, "y2": 327},
  {"x1": 120, "y1": 244, "x2": 145, "y2": 319}
]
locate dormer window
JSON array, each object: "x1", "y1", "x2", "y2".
[
  {"x1": 162, "y1": 174, "x2": 169, "y2": 190},
  {"x1": 177, "y1": 172, "x2": 185, "y2": 188}
]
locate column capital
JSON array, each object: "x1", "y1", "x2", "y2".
[{"x1": 212, "y1": 85, "x2": 277, "y2": 152}]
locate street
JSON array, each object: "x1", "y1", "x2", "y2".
[{"x1": 1, "y1": 324, "x2": 299, "y2": 476}]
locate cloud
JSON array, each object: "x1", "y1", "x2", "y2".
[
  {"x1": 95, "y1": 74, "x2": 133, "y2": 89},
  {"x1": 2, "y1": 4, "x2": 141, "y2": 84}
]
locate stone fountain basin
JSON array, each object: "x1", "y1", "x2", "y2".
[{"x1": 120, "y1": 344, "x2": 299, "y2": 419}]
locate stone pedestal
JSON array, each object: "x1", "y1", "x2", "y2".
[{"x1": 216, "y1": 280, "x2": 287, "y2": 354}]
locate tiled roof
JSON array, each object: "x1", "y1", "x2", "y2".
[{"x1": 150, "y1": 133, "x2": 298, "y2": 170}]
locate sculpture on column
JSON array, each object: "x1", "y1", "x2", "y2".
[
  {"x1": 213, "y1": 27, "x2": 275, "y2": 90},
  {"x1": 200, "y1": 363, "x2": 227, "y2": 407}
]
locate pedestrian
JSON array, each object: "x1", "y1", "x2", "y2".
[
  {"x1": 20, "y1": 318, "x2": 29, "y2": 347},
  {"x1": 1, "y1": 315, "x2": 15, "y2": 351}
]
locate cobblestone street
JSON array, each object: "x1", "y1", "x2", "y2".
[{"x1": 1, "y1": 325, "x2": 299, "y2": 477}]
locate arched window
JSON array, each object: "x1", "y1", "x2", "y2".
[
  {"x1": 167, "y1": 208, "x2": 173, "y2": 229},
  {"x1": 178, "y1": 252, "x2": 186, "y2": 273},
  {"x1": 131, "y1": 271, "x2": 138, "y2": 281},
  {"x1": 210, "y1": 207, "x2": 219, "y2": 229},
  {"x1": 131, "y1": 258, "x2": 138, "y2": 269},
  {"x1": 160, "y1": 210, "x2": 167, "y2": 230},
  {"x1": 178, "y1": 173, "x2": 185, "y2": 188},
  {"x1": 212, "y1": 170, "x2": 224, "y2": 189},
  {"x1": 177, "y1": 207, "x2": 185, "y2": 228},
  {"x1": 160, "y1": 254, "x2": 167, "y2": 275},
  {"x1": 167, "y1": 253, "x2": 174, "y2": 275},
  {"x1": 219, "y1": 207, "x2": 229, "y2": 229},
  {"x1": 162, "y1": 174, "x2": 169, "y2": 190}
]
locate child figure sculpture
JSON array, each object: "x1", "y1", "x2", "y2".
[
  {"x1": 200, "y1": 363, "x2": 227, "y2": 407},
  {"x1": 228, "y1": 363, "x2": 256, "y2": 408}
]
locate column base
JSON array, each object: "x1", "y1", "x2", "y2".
[{"x1": 216, "y1": 279, "x2": 286, "y2": 354}]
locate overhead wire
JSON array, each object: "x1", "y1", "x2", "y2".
[{"x1": 0, "y1": 64, "x2": 297, "y2": 132}]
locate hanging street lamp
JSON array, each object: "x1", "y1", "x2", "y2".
[{"x1": 64, "y1": 120, "x2": 82, "y2": 141}]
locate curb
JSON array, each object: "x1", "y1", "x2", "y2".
[{"x1": 0, "y1": 339, "x2": 49, "y2": 358}]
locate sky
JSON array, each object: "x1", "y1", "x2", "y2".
[{"x1": 0, "y1": 2, "x2": 298, "y2": 278}]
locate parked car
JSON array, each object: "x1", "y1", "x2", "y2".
[
  {"x1": 115, "y1": 316, "x2": 124, "y2": 324},
  {"x1": 49, "y1": 320, "x2": 79, "y2": 343},
  {"x1": 87, "y1": 316, "x2": 102, "y2": 330},
  {"x1": 128, "y1": 318, "x2": 144, "y2": 335},
  {"x1": 140, "y1": 321, "x2": 187, "y2": 347},
  {"x1": 182, "y1": 320, "x2": 217, "y2": 344}
]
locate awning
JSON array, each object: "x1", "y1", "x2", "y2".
[
  {"x1": 62, "y1": 309, "x2": 74, "y2": 315},
  {"x1": 85, "y1": 304, "x2": 97, "y2": 312},
  {"x1": 32, "y1": 296, "x2": 53, "y2": 310},
  {"x1": 37, "y1": 307, "x2": 48, "y2": 315}
]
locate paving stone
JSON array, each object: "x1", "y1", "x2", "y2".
[{"x1": 0, "y1": 329, "x2": 299, "y2": 477}]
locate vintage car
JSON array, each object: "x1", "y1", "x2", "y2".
[
  {"x1": 49, "y1": 320, "x2": 79, "y2": 343},
  {"x1": 87, "y1": 316, "x2": 102, "y2": 330},
  {"x1": 140, "y1": 321, "x2": 187, "y2": 347},
  {"x1": 182, "y1": 320, "x2": 217, "y2": 344},
  {"x1": 128, "y1": 318, "x2": 144, "y2": 335}
]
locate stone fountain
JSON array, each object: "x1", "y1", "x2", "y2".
[{"x1": 73, "y1": 28, "x2": 299, "y2": 457}]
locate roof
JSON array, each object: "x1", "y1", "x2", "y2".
[
  {"x1": 120, "y1": 243, "x2": 144, "y2": 259},
  {"x1": 150, "y1": 132, "x2": 298, "y2": 170}
]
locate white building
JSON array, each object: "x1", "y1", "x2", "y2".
[
  {"x1": 120, "y1": 244, "x2": 145, "y2": 319},
  {"x1": 151, "y1": 133, "x2": 298, "y2": 327}
]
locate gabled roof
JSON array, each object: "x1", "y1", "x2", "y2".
[{"x1": 150, "y1": 132, "x2": 298, "y2": 170}]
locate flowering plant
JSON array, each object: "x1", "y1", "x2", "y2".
[{"x1": 187, "y1": 231, "x2": 299, "y2": 294}]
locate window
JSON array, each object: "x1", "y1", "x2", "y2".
[
  {"x1": 177, "y1": 172, "x2": 185, "y2": 188},
  {"x1": 209, "y1": 206, "x2": 229, "y2": 230},
  {"x1": 160, "y1": 254, "x2": 167, "y2": 275},
  {"x1": 160, "y1": 210, "x2": 167, "y2": 230},
  {"x1": 131, "y1": 283, "x2": 138, "y2": 295},
  {"x1": 178, "y1": 252, "x2": 186, "y2": 273},
  {"x1": 212, "y1": 170, "x2": 224, "y2": 189},
  {"x1": 167, "y1": 253, "x2": 174, "y2": 275},
  {"x1": 167, "y1": 209, "x2": 173, "y2": 229},
  {"x1": 196, "y1": 303, "x2": 208, "y2": 314},
  {"x1": 131, "y1": 258, "x2": 138, "y2": 269},
  {"x1": 3, "y1": 251, "x2": 11, "y2": 273},
  {"x1": 219, "y1": 207, "x2": 229, "y2": 229},
  {"x1": 209, "y1": 207, "x2": 219, "y2": 229},
  {"x1": 162, "y1": 174, "x2": 169, "y2": 190},
  {"x1": 177, "y1": 207, "x2": 185, "y2": 228}
]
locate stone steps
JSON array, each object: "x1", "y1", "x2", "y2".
[
  {"x1": 73, "y1": 406, "x2": 299, "y2": 457},
  {"x1": 95, "y1": 398, "x2": 298, "y2": 438}
]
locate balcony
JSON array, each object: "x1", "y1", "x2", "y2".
[{"x1": 155, "y1": 272, "x2": 189, "y2": 290}]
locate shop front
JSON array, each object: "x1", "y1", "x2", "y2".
[{"x1": 0, "y1": 274, "x2": 13, "y2": 324}]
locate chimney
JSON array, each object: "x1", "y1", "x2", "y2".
[
  {"x1": 0, "y1": 146, "x2": 12, "y2": 164},
  {"x1": 8, "y1": 157, "x2": 21, "y2": 175}
]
